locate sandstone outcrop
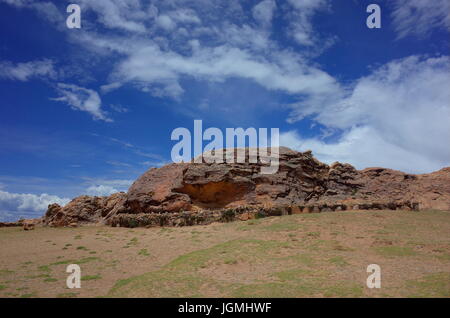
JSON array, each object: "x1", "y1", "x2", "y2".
[
  {"x1": 42, "y1": 147, "x2": 450, "y2": 228},
  {"x1": 43, "y1": 192, "x2": 126, "y2": 227}
]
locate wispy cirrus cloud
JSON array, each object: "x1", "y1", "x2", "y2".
[
  {"x1": 391, "y1": 0, "x2": 450, "y2": 39},
  {"x1": 0, "y1": 0, "x2": 64, "y2": 26},
  {"x1": 51, "y1": 83, "x2": 112, "y2": 122},
  {"x1": 286, "y1": 0, "x2": 332, "y2": 47},
  {"x1": 0, "y1": 59, "x2": 57, "y2": 81}
]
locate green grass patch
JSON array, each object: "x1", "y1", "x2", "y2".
[
  {"x1": 37, "y1": 265, "x2": 51, "y2": 272},
  {"x1": 81, "y1": 275, "x2": 102, "y2": 281},
  {"x1": 306, "y1": 232, "x2": 320, "y2": 238},
  {"x1": 263, "y1": 222, "x2": 301, "y2": 232},
  {"x1": 57, "y1": 292, "x2": 78, "y2": 298},
  {"x1": 224, "y1": 258, "x2": 238, "y2": 265},
  {"x1": 405, "y1": 273, "x2": 450, "y2": 297},
  {"x1": 25, "y1": 273, "x2": 51, "y2": 279},
  {"x1": 50, "y1": 257, "x2": 99, "y2": 266},
  {"x1": 0, "y1": 269, "x2": 14, "y2": 276},
  {"x1": 436, "y1": 254, "x2": 450, "y2": 261},
  {"x1": 323, "y1": 283, "x2": 363, "y2": 297},
  {"x1": 138, "y1": 249, "x2": 150, "y2": 256},
  {"x1": 282, "y1": 253, "x2": 314, "y2": 266},
  {"x1": 376, "y1": 246, "x2": 417, "y2": 257},
  {"x1": 108, "y1": 239, "x2": 293, "y2": 297},
  {"x1": 328, "y1": 256, "x2": 349, "y2": 267}
]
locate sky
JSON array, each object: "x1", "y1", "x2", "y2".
[{"x1": 0, "y1": 0, "x2": 449, "y2": 221}]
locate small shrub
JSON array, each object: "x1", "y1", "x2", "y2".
[
  {"x1": 128, "y1": 219, "x2": 139, "y2": 228},
  {"x1": 221, "y1": 209, "x2": 235, "y2": 222},
  {"x1": 255, "y1": 210, "x2": 267, "y2": 219}
]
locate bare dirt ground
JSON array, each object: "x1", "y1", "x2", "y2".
[{"x1": 0, "y1": 210, "x2": 449, "y2": 298}]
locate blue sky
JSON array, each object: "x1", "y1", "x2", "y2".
[{"x1": 0, "y1": 0, "x2": 449, "y2": 221}]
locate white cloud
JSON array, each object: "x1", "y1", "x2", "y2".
[
  {"x1": 2, "y1": 0, "x2": 447, "y2": 175},
  {"x1": 252, "y1": 0, "x2": 277, "y2": 26},
  {"x1": 0, "y1": 0, "x2": 64, "y2": 26},
  {"x1": 60, "y1": 0, "x2": 338, "y2": 101},
  {"x1": 391, "y1": 0, "x2": 450, "y2": 39},
  {"x1": 283, "y1": 55, "x2": 450, "y2": 173},
  {"x1": 286, "y1": 0, "x2": 330, "y2": 46},
  {"x1": 52, "y1": 83, "x2": 111, "y2": 122},
  {"x1": 85, "y1": 185, "x2": 119, "y2": 196},
  {"x1": 0, "y1": 59, "x2": 56, "y2": 81},
  {"x1": 167, "y1": 9, "x2": 201, "y2": 25},
  {"x1": 84, "y1": 178, "x2": 132, "y2": 196},
  {"x1": 140, "y1": 160, "x2": 168, "y2": 168},
  {"x1": 155, "y1": 15, "x2": 176, "y2": 31},
  {"x1": 0, "y1": 190, "x2": 70, "y2": 220},
  {"x1": 109, "y1": 43, "x2": 340, "y2": 99},
  {"x1": 100, "y1": 82, "x2": 123, "y2": 93},
  {"x1": 106, "y1": 160, "x2": 132, "y2": 168},
  {"x1": 77, "y1": 0, "x2": 147, "y2": 33}
]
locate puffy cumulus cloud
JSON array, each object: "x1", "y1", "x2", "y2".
[
  {"x1": 282, "y1": 55, "x2": 450, "y2": 173},
  {"x1": 51, "y1": 83, "x2": 111, "y2": 122},
  {"x1": 0, "y1": 59, "x2": 57, "y2": 82},
  {"x1": 155, "y1": 14, "x2": 176, "y2": 31},
  {"x1": 391, "y1": 0, "x2": 450, "y2": 39},
  {"x1": 0, "y1": 190, "x2": 70, "y2": 221},
  {"x1": 85, "y1": 185, "x2": 119, "y2": 196},
  {"x1": 83, "y1": 179, "x2": 132, "y2": 196}
]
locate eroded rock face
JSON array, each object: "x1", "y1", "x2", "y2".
[
  {"x1": 43, "y1": 193, "x2": 127, "y2": 227},
  {"x1": 42, "y1": 147, "x2": 450, "y2": 228},
  {"x1": 125, "y1": 148, "x2": 335, "y2": 211}
]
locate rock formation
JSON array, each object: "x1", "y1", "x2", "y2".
[
  {"x1": 0, "y1": 218, "x2": 41, "y2": 229},
  {"x1": 43, "y1": 193, "x2": 126, "y2": 227},
  {"x1": 42, "y1": 147, "x2": 450, "y2": 228}
]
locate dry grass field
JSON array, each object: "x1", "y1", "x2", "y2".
[{"x1": 1, "y1": 210, "x2": 449, "y2": 298}]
